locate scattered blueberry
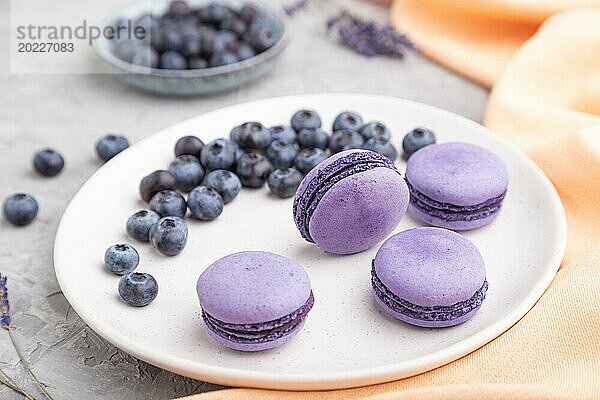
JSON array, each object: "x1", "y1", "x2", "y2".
[
  {"x1": 149, "y1": 216, "x2": 188, "y2": 256},
  {"x1": 332, "y1": 111, "x2": 364, "y2": 132},
  {"x1": 360, "y1": 121, "x2": 391, "y2": 141},
  {"x1": 139, "y1": 170, "x2": 177, "y2": 203},
  {"x1": 291, "y1": 110, "x2": 321, "y2": 132},
  {"x1": 269, "y1": 125, "x2": 296, "y2": 145},
  {"x1": 297, "y1": 128, "x2": 329, "y2": 150},
  {"x1": 187, "y1": 186, "x2": 224, "y2": 220},
  {"x1": 169, "y1": 155, "x2": 205, "y2": 192},
  {"x1": 267, "y1": 168, "x2": 303, "y2": 198},
  {"x1": 160, "y1": 51, "x2": 187, "y2": 69},
  {"x1": 96, "y1": 134, "x2": 130, "y2": 162},
  {"x1": 104, "y1": 244, "x2": 139, "y2": 275},
  {"x1": 149, "y1": 190, "x2": 187, "y2": 218},
  {"x1": 33, "y1": 148, "x2": 64, "y2": 177},
  {"x1": 200, "y1": 138, "x2": 236, "y2": 170},
  {"x1": 294, "y1": 148, "x2": 328, "y2": 174},
  {"x1": 236, "y1": 153, "x2": 273, "y2": 188},
  {"x1": 174, "y1": 135, "x2": 204, "y2": 157},
  {"x1": 204, "y1": 170, "x2": 242, "y2": 204},
  {"x1": 126, "y1": 210, "x2": 161, "y2": 242},
  {"x1": 119, "y1": 272, "x2": 159, "y2": 307},
  {"x1": 363, "y1": 137, "x2": 398, "y2": 161},
  {"x1": 402, "y1": 127, "x2": 436, "y2": 158},
  {"x1": 230, "y1": 122, "x2": 271, "y2": 150},
  {"x1": 2, "y1": 193, "x2": 38, "y2": 226},
  {"x1": 329, "y1": 129, "x2": 365, "y2": 153},
  {"x1": 266, "y1": 140, "x2": 298, "y2": 169}
]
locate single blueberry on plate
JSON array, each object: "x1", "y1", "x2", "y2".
[
  {"x1": 204, "y1": 170, "x2": 242, "y2": 204},
  {"x1": 297, "y1": 128, "x2": 329, "y2": 150},
  {"x1": 174, "y1": 135, "x2": 204, "y2": 157},
  {"x1": 96, "y1": 134, "x2": 130, "y2": 162},
  {"x1": 269, "y1": 125, "x2": 296, "y2": 145},
  {"x1": 2, "y1": 193, "x2": 38, "y2": 226},
  {"x1": 402, "y1": 127, "x2": 436, "y2": 159},
  {"x1": 294, "y1": 148, "x2": 328, "y2": 174},
  {"x1": 104, "y1": 244, "x2": 139, "y2": 275},
  {"x1": 187, "y1": 186, "x2": 224, "y2": 220},
  {"x1": 33, "y1": 148, "x2": 64, "y2": 177},
  {"x1": 200, "y1": 138, "x2": 236, "y2": 170},
  {"x1": 266, "y1": 140, "x2": 298, "y2": 169},
  {"x1": 126, "y1": 210, "x2": 161, "y2": 242},
  {"x1": 360, "y1": 121, "x2": 391, "y2": 141},
  {"x1": 209, "y1": 51, "x2": 239, "y2": 67},
  {"x1": 267, "y1": 168, "x2": 304, "y2": 198},
  {"x1": 291, "y1": 109, "x2": 321, "y2": 132},
  {"x1": 329, "y1": 129, "x2": 365, "y2": 153},
  {"x1": 169, "y1": 155, "x2": 205, "y2": 192},
  {"x1": 149, "y1": 190, "x2": 187, "y2": 218},
  {"x1": 139, "y1": 170, "x2": 177, "y2": 203},
  {"x1": 149, "y1": 216, "x2": 188, "y2": 256},
  {"x1": 332, "y1": 111, "x2": 364, "y2": 132},
  {"x1": 363, "y1": 137, "x2": 398, "y2": 161},
  {"x1": 119, "y1": 272, "x2": 158, "y2": 307},
  {"x1": 236, "y1": 153, "x2": 273, "y2": 188},
  {"x1": 230, "y1": 122, "x2": 271, "y2": 150},
  {"x1": 160, "y1": 50, "x2": 187, "y2": 69}
]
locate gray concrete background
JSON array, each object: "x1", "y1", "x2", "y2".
[{"x1": 0, "y1": 0, "x2": 488, "y2": 399}]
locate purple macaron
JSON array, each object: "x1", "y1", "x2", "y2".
[
  {"x1": 197, "y1": 251, "x2": 314, "y2": 352},
  {"x1": 371, "y1": 227, "x2": 488, "y2": 328},
  {"x1": 405, "y1": 142, "x2": 509, "y2": 230},
  {"x1": 293, "y1": 149, "x2": 409, "y2": 255}
]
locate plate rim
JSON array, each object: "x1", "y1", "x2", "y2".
[{"x1": 53, "y1": 93, "x2": 567, "y2": 390}]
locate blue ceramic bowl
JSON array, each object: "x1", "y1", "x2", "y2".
[{"x1": 94, "y1": 0, "x2": 290, "y2": 96}]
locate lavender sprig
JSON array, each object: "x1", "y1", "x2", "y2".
[
  {"x1": 283, "y1": 0, "x2": 308, "y2": 16},
  {"x1": 0, "y1": 274, "x2": 11, "y2": 329}
]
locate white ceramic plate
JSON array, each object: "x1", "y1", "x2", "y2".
[{"x1": 54, "y1": 94, "x2": 566, "y2": 390}]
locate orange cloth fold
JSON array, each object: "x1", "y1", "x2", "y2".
[{"x1": 182, "y1": 6, "x2": 600, "y2": 400}]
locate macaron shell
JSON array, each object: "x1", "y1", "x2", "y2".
[
  {"x1": 408, "y1": 202, "x2": 501, "y2": 231},
  {"x1": 374, "y1": 227, "x2": 486, "y2": 307},
  {"x1": 197, "y1": 251, "x2": 311, "y2": 325},
  {"x1": 405, "y1": 142, "x2": 509, "y2": 206},
  {"x1": 308, "y1": 167, "x2": 409, "y2": 255}
]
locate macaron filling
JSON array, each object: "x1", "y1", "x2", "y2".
[
  {"x1": 202, "y1": 292, "x2": 314, "y2": 344},
  {"x1": 293, "y1": 151, "x2": 398, "y2": 243},
  {"x1": 371, "y1": 264, "x2": 488, "y2": 322},
  {"x1": 406, "y1": 179, "x2": 506, "y2": 222}
]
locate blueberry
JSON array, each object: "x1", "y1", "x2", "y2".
[
  {"x1": 104, "y1": 244, "x2": 139, "y2": 275},
  {"x1": 294, "y1": 148, "x2": 328, "y2": 174},
  {"x1": 169, "y1": 155, "x2": 205, "y2": 192},
  {"x1": 180, "y1": 36, "x2": 203, "y2": 58},
  {"x1": 211, "y1": 31, "x2": 238, "y2": 54},
  {"x1": 199, "y1": 29, "x2": 218, "y2": 55},
  {"x1": 209, "y1": 51, "x2": 238, "y2": 67},
  {"x1": 363, "y1": 137, "x2": 398, "y2": 161},
  {"x1": 204, "y1": 169, "x2": 242, "y2": 204},
  {"x1": 160, "y1": 50, "x2": 187, "y2": 69},
  {"x1": 204, "y1": 3, "x2": 235, "y2": 24},
  {"x1": 220, "y1": 18, "x2": 247, "y2": 36},
  {"x1": 96, "y1": 134, "x2": 130, "y2": 162},
  {"x1": 126, "y1": 210, "x2": 161, "y2": 242},
  {"x1": 236, "y1": 153, "x2": 273, "y2": 188},
  {"x1": 360, "y1": 121, "x2": 391, "y2": 141},
  {"x1": 329, "y1": 129, "x2": 365, "y2": 153},
  {"x1": 188, "y1": 56, "x2": 208, "y2": 69},
  {"x1": 297, "y1": 128, "x2": 329, "y2": 150},
  {"x1": 119, "y1": 272, "x2": 158, "y2": 307},
  {"x1": 269, "y1": 125, "x2": 296, "y2": 145},
  {"x1": 267, "y1": 168, "x2": 303, "y2": 198},
  {"x1": 239, "y1": 3, "x2": 262, "y2": 23},
  {"x1": 149, "y1": 216, "x2": 188, "y2": 256},
  {"x1": 246, "y1": 25, "x2": 278, "y2": 52},
  {"x1": 174, "y1": 135, "x2": 204, "y2": 156},
  {"x1": 131, "y1": 45, "x2": 159, "y2": 68},
  {"x1": 139, "y1": 170, "x2": 177, "y2": 203},
  {"x1": 333, "y1": 111, "x2": 364, "y2": 132},
  {"x1": 33, "y1": 148, "x2": 64, "y2": 177},
  {"x1": 114, "y1": 40, "x2": 140, "y2": 63},
  {"x1": 2, "y1": 193, "x2": 38, "y2": 226},
  {"x1": 159, "y1": 28, "x2": 184, "y2": 52},
  {"x1": 230, "y1": 41, "x2": 256, "y2": 60},
  {"x1": 187, "y1": 186, "x2": 223, "y2": 220},
  {"x1": 291, "y1": 110, "x2": 321, "y2": 132},
  {"x1": 200, "y1": 138, "x2": 236, "y2": 170},
  {"x1": 229, "y1": 122, "x2": 271, "y2": 150},
  {"x1": 167, "y1": 0, "x2": 192, "y2": 17},
  {"x1": 402, "y1": 127, "x2": 436, "y2": 158},
  {"x1": 266, "y1": 140, "x2": 298, "y2": 169},
  {"x1": 149, "y1": 190, "x2": 187, "y2": 218}
]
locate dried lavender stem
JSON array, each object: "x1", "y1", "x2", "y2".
[
  {"x1": 0, "y1": 374, "x2": 38, "y2": 400},
  {"x1": 8, "y1": 329, "x2": 54, "y2": 400}
]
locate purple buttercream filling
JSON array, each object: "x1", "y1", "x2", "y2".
[
  {"x1": 202, "y1": 292, "x2": 314, "y2": 344},
  {"x1": 406, "y1": 178, "x2": 506, "y2": 222},
  {"x1": 293, "y1": 151, "x2": 398, "y2": 243},
  {"x1": 371, "y1": 263, "x2": 488, "y2": 322}
]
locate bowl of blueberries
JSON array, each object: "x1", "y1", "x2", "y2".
[{"x1": 94, "y1": 0, "x2": 289, "y2": 96}]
